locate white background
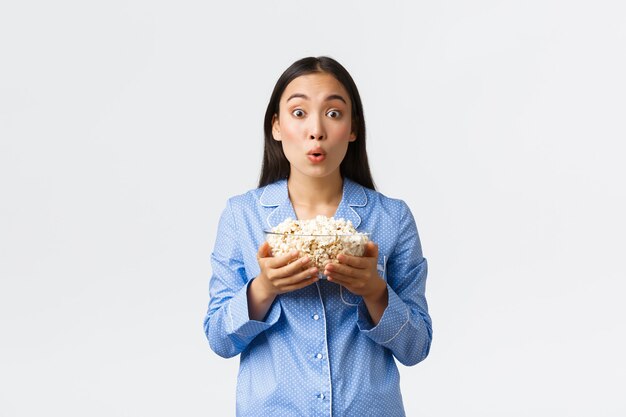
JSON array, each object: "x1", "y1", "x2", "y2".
[{"x1": 1, "y1": 1, "x2": 625, "y2": 416}]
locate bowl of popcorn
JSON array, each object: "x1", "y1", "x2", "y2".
[{"x1": 265, "y1": 215, "x2": 370, "y2": 277}]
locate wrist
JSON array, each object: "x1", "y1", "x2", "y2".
[
  {"x1": 362, "y1": 279, "x2": 388, "y2": 326},
  {"x1": 363, "y1": 278, "x2": 388, "y2": 304},
  {"x1": 250, "y1": 275, "x2": 276, "y2": 301}
]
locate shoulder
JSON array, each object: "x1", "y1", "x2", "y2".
[
  {"x1": 225, "y1": 186, "x2": 262, "y2": 208},
  {"x1": 359, "y1": 184, "x2": 412, "y2": 219},
  {"x1": 223, "y1": 180, "x2": 287, "y2": 213}
]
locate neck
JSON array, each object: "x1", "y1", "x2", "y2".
[{"x1": 287, "y1": 172, "x2": 343, "y2": 208}]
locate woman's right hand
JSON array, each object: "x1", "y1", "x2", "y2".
[
  {"x1": 247, "y1": 242, "x2": 318, "y2": 321},
  {"x1": 255, "y1": 241, "x2": 319, "y2": 296}
]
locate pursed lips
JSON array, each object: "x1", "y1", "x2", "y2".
[
  {"x1": 307, "y1": 148, "x2": 327, "y2": 163},
  {"x1": 307, "y1": 148, "x2": 326, "y2": 157}
]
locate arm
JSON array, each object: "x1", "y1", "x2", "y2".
[
  {"x1": 203, "y1": 200, "x2": 319, "y2": 358},
  {"x1": 324, "y1": 201, "x2": 432, "y2": 365},
  {"x1": 203, "y1": 200, "x2": 281, "y2": 358},
  {"x1": 246, "y1": 275, "x2": 277, "y2": 322},
  {"x1": 356, "y1": 202, "x2": 432, "y2": 366},
  {"x1": 357, "y1": 259, "x2": 431, "y2": 366}
]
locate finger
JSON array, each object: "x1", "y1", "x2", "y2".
[
  {"x1": 257, "y1": 241, "x2": 272, "y2": 259},
  {"x1": 325, "y1": 262, "x2": 358, "y2": 279},
  {"x1": 325, "y1": 272, "x2": 357, "y2": 287},
  {"x1": 274, "y1": 255, "x2": 313, "y2": 278},
  {"x1": 337, "y1": 242, "x2": 378, "y2": 268},
  {"x1": 279, "y1": 275, "x2": 319, "y2": 293},
  {"x1": 266, "y1": 249, "x2": 300, "y2": 268},
  {"x1": 364, "y1": 241, "x2": 379, "y2": 258},
  {"x1": 274, "y1": 266, "x2": 318, "y2": 287},
  {"x1": 336, "y1": 253, "x2": 368, "y2": 268}
]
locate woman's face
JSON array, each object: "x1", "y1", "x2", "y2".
[{"x1": 272, "y1": 72, "x2": 356, "y2": 182}]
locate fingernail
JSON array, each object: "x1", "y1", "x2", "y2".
[{"x1": 300, "y1": 256, "x2": 309, "y2": 264}]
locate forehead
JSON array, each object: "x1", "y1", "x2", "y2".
[{"x1": 281, "y1": 72, "x2": 351, "y2": 103}]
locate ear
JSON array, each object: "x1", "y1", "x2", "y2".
[
  {"x1": 349, "y1": 119, "x2": 357, "y2": 142},
  {"x1": 271, "y1": 114, "x2": 282, "y2": 141}
]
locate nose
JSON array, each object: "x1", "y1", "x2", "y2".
[{"x1": 308, "y1": 115, "x2": 325, "y2": 140}]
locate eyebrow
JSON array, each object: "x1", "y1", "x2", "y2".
[{"x1": 286, "y1": 93, "x2": 347, "y2": 104}]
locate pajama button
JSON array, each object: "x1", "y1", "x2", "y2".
[
  {"x1": 313, "y1": 314, "x2": 320, "y2": 320},
  {"x1": 316, "y1": 353, "x2": 323, "y2": 359}
]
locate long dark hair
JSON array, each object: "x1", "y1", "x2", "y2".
[{"x1": 258, "y1": 56, "x2": 375, "y2": 190}]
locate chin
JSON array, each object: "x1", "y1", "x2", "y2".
[
  {"x1": 309, "y1": 169, "x2": 342, "y2": 180},
  {"x1": 292, "y1": 165, "x2": 340, "y2": 180}
]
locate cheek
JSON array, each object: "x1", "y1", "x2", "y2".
[
  {"x1": 330, "y1": 122, "x2": 353, "y2": 140},
  {"x1": 281, "y1": 122, "x2": 301, "y2": 138},
  {"x1": 277, "y1": 121, "x2": 305, "y2": 144}
]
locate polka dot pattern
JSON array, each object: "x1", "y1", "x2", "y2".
[{"x1": 203, "y1": 178, "x2": 432, "y2": 416}]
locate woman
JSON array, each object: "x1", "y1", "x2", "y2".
[{"x1": 204, "y1": 56, "x2": 432, "y2": 416}]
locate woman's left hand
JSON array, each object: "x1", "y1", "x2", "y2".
[{"x1": 324, "y1": 242, "x2": 388, "y2": 322}]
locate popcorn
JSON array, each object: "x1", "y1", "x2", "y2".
[{"x1": 265, "y1": 215, "x2": 369, "y2": 272}]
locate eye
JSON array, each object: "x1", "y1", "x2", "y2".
[
  {"x1": 326, "y1": 110, "x2": 341, "y2": 119},
  {"x1": 292, "y1": 109, "x2": 305, "y2": 118}
]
